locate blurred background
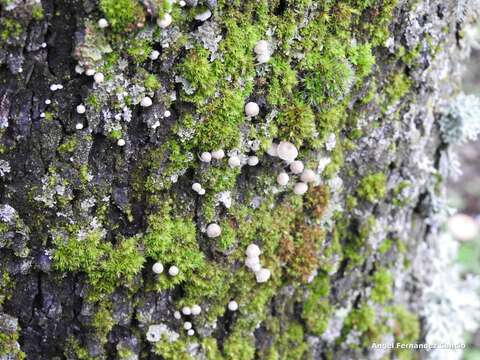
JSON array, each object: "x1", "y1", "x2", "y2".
[{"x1": 451, "y1": 21, "x2": 480, "y2": 360}]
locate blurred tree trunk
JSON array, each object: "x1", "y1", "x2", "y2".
[{"x1": 0, "y1": 0, "x2": 471, "y2": 359}]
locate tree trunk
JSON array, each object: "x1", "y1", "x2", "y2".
[{"x1": 0, "y1": 0, "x2": 474, "y2": 359}]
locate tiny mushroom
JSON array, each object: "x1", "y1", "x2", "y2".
[
  {"x1": 76, "y1": 104, "x2": 86, "y2": 114},
  {"x1": 245, "y1": 244, "x2": 261, "y2": 258},
  {"x1": 276, "y1": 172, "x2": 289, "y2": 186},
  {"x1": 244, "y1": 102, "x2": 260, "y2": 117},
  {"x1": 247, "y1": 156, "x2": 259, "y2": 166},
  {"x1": 290, "y1": 160, "x2": 304, "y2": 174},
  {"x1": 255, "y1": 268, "x2": 271, "y2": 283},
  {"x1": 183, "y1": 322, "x2": 192, "y2": 330},
  {"x1": 191, "y1": 304, "x2": 202, "y2": 316},
  {"x1": 152, "y1": 262, "x2": 164, "y2": 274},
  {"x1": 94, "y1": 72, "x2": 104, "y2": 84},
  {"x1": 75, "y1": 123, "x2": 84, "y2": 130},
  {"x1": 293, "y1": 182, "x2": 308, "y2": 195},
  {"x1": 181, "y1": 306, "x2": 191, "y2": 315},
  {"x1": 187, "y1": 329, "x2": 195, "y2": 336},
  {"x1": 200, "y1": 152, "x2": 212, "y2": 163},
  {"x1": 228, "y1": 300, "x2": 239, "y2": 311},
  {"x1": 141, "y1": 96, "x2": 153, "y2": 107},
  {"x1": 211, "y1": 149, "x2": 225, "y2": 160},
  {"x1": 276, "y1": 141, "x2": 298, "y2": 163},
  {"x1": 150, "y1": 50, "x2": 160, "y2": 60},
  {"x1": 206, "y1": 223, "x2": 221, "y2": 238},
  {"x1": 192, "y1": 183, "x2": 202, "y2": 193},
  {"x1": 168, "y1": 265, "x2": 179, "y2": 276},
  {"x1": 157, "y1": 13, "x2": 172, "y2": 28},
  {"x1": 228, "y1": 155, "x2": 241, "y2": 168},
  {"x1": 300, "y1": 169, "x2": 316, "y2": 183},
  {"x1": 98, "y1": 18, "x2": 109, "y2": 28},
  {"x1": 117, "y1": 139, "x2": 126, "y2": 147}
]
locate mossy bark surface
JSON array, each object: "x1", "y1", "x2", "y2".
[{"x1": 0, "y1": 0, "x2": 468, "y2": 359}]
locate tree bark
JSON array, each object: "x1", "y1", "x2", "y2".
[{"x1": 0, "y1": 0, "x2": 473, "y2": 359}]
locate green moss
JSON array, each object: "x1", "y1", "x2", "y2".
[
  {"x1": 126, "y1": 39, "x2": 152, "y2": 63},
  {"x1": 153, "y1": 335, "x2": 192, "y2": 360},
  {"x1": 301, "y1": 272, "x2": 331, "y2": 335},
  {"x1": 275, "y1": 100, "x2": 316, "y2": 148},
  {"x1": 31, "y1": 3, "x2": 44, "y2": 20},
  {"x1": 357, "y1": 172, "x2": 386, "y2": 203},
  {"x1": 0, "y1": 270, "x2": 13, "y2": 305},
  {"x1": 57, "y1": 137, "x2": 78, "y2": 154},
  {"x1": 144, "y1": 74, "x2": 161, "y2": 91},
  {"x1": 391, "y1": 306, "x2": 420, "y2": 359},
  {"x1": 384, "y1": 73, "x2": 411, "y2": 109},
  {"x1": 348, "y1": 42, "x2": 375, "y2": 79},
  {"x1": 99, "y1": 0, "x2": 144, "y2": 32},
  {"x1": 64, "y1": 337, "x2": 94, "y2": 360},
  {"x1": 143, "y1": 204, "x2": 205, "y2": 290},
  {"x1": 0, "y1": 325, "x2": 25, "y2": 359},
  {"x1": 370, "y1": 268, "x2": 393, "y2": 304},
  {"x1": 91, "y1": 305, "x2": 115, "y2": 343},
  {"x1": 0, "y1": 18, "x2": 22, "y2": 42},
  {"x1": 223, "y1": 332, "x2": 255, "y2": 360},
  {"x1": 52, "y1": 231, "x2": 144, "y2": 300}
]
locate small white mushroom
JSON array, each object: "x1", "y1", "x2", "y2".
[
  {"x1": 228, "y1": 300, "x2": 239, "y2": 311},
  {"x1": 174, "y1": 311, "x2": 182, "y2": 319},
  {"x1": 247, "y1": 156, "x2": 259, "y2": 166},
  {"x1": 256, "y1": 53, "x2": 271, "y2": 64},
  {"x1": 157, "y1": 13, "x2": 173, "y2": 28},
  {"x1": 75, "y1": 65, "x2": 84, "y2": 74},
  {"x1": 245, "y1": 244, "x2": 261, "y2": 258},
  {"x1": 179, "y1": 0, "x2": 186, "y2": 6},
  {"x1": 206, "y1": 223, "x2": 221, "y2": 238},
  {"x1": 152, "y1": 262, "x2": 164, "y2": 274},
  {"x1": 266, "y1": 143, "x2": 278, "y2": 157},
  {"x1": 191, "y1": 304, "x2": 201, "y2": 316},
  {"x1": 194, "y1": 9, "x2": 212, "y2": 21},
  {"x1": 150, "y1": 50, "x2": 160, "y2": 60},
  {"x1": 76, "y1": 104, "x2": 86, "y2": 114},
  {"x1": 255, "y1": 268, "x2": 271, "y2": 283},
  {"x1": 277, "y1": 141, "x2": 298, "y2": 162},
  {"x1": 293, "y1": 182, "x2": 308, "y2": 195},
  {"x1": 117, "y1": 139, "x2": 126, "y2": 147},
  {"x1": 192, "y1": 183, "x2": 202, "y2": 193},
  {"x1": 75, "y1": 123, "x2": 84, "y2": 130},
  {"x1": 164, "y1": 110, "x2": 171, "y2": 117},
  {"x1": 244, "y1": 256, "x2": 260, "y2": 270},
  {"x1": 141, "y1": 96, "x2": 153, "y2": 107},
  {"x1": 198, "y1": 188, "x2": 206, "y2": 195},
  {"x1": 244, "y1": 102, "x2": 260, "y2": 117},
  {"x1": 228, "y1": 155, "x2": 241, "y2": 168},
  {"x1": 146, "y1": 325, "x2": 161, "y2": 342},
  {"x1": 200, "y1": 152, "x2": 212, "y2": 163},
  {"x1": 187, "y1": 329, "x2": 195, "y2": 336},
  {"x1": 300, "y1": 169, "x2": 316, "y2": 183},
  {"x1": 183, "y1": 322, "x2": 192, "y2": 330},
  {"x1": 41, "y1": 42, "x2": 47, "y2": 48},
  {"x1": 45, "y1": 99, "x2": 51, "y2": 105},
  {"x1": 254, "y1": 40, "x2": 269, "y2": 55},
  {"x1": 40, "y1": 112, "x2": 45, "y2": 118},
  {"x1": 181, "y1": 306, "x2": 191, "y2": 315},
  {"x1": 211, "y1": 149, "x2": 225, "y2": 160},
  {"x1": 94, "y1": 72, "x2": 104, "y2": 84},
  {"x1": 168, "y1": 265, "x2": 179, "y2": 276},
  {"x1": 85, "y1": 68, "x2": 95, "y2": 76},
  {"x1": 50, "y1": 84, "x2": 58, "y2": 91},
  {"x1": 290, "y1": 160, "x2": 304, "y2": 175},
  {"x1": 276, "y1": 172, "x2": 289, "y2": 186},
  {"x1": 98, "y1": 18, "x2": 109, "y2": 28}
]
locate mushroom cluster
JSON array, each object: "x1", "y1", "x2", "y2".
[{"x1": 244, "y1": 244, "x2": 271, "y2": 283}]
